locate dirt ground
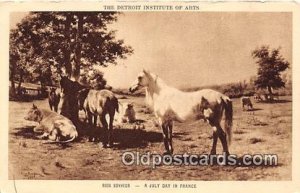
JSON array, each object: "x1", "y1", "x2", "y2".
[{"x1": 9, "y1": 95, "x2": 292, "y2": 180}]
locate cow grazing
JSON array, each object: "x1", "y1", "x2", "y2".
[
  {"x1": 77, "y1": 88, "x2": 119, "y2": 148},
  {"x1": 48, "y1": 87, "x2": 60, "y2": 112},
  {"x1": 24, "y1": 104, "x2": 78, "y2": 143},
  {"x1": 241, "y1": 96, "x2": 253, "y2": 111}
]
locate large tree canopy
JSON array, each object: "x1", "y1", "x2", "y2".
[
  {"x1": 252, "y1": 45, "x2": 289, "y2": 95},
  {"x1": 9, "y1": 12, "x2": 133, "y2": 90}
]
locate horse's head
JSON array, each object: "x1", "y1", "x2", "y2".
[
  {"x1": 24, "y1": 104, "x2": 43, "y2": 123},
  {"x1": 129, "y1": 69, "x2": 155, "y2": 93},
  {"x1": 60, "y1": 75, "x2": 69, "y2": 93},
  {"x1": 60, "y1": 75, "x2": 85, "y2": 94},
  {"x1": 76, "y1": 88, "x2": 90, "y2": 110},
  {"x1": 50, "y1": 87, "x2": 56, "y2": 93}
]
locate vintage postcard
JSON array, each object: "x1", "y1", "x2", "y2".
[{"x1": 0, "y1": 1, "x2": 299, "y2": 193}]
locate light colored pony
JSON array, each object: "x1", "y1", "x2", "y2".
[
  {"x1": 77, "y1": 88, "x2": 119, "y2": 148},
  {"x1": 129, "y1": 70, "x2": 233, "y2": 155}
]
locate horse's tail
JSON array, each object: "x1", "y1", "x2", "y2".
[
  {"x1": 113, "y1": 97, "x2": 119, "y2": 113},
  {"x1": 56, "y1": 93, "x2": 61, "y2": 104},
  {"x1": 223, "y1": 96, "x2": 233, "y2": 145},
  {"x1": 107, "y1": 96, "x2": 119, "y2": 113},
  {"x1": 43, "y1": 131, "x2": 78, "y2": 144},
  {"x1": 43, "y1": 136, "x2": 76, "y2": 144}
]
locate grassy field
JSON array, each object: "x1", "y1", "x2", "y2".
[{"x1": 9, "y1": 95, "x2": 292, "y2": 180}]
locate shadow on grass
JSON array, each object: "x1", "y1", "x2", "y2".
[
  {"x1": 258, "y1": 99, "x2": 291, "y2": 104},
  {"x1": 12, "y1": 126, "x2": 76, "y2": 149},
  {"x1": 13, "y1": 121, "x2": 163, "y2": 149},
  {"x1": 173, "y1": 132, "x2": 189, "y2": 139},
  {"x1": 75, "y1": 121, "x2": 163, "y2": 149},
  {"x1": 248, "y1": 108, "x2": 263, "y2": 112},
  {"x1": 112, "y1": 128, "x2": 162, "y2": 149},
  {"x1": 13, "y1": 126, "x2": 38, "y2": 140}
]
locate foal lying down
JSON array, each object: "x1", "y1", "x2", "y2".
[{"x1": 24, "y1": 104, "x2": 78, "y2": 143}]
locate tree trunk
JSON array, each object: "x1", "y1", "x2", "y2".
[
  {"x1": 40, "y1": 80, "x2": 45, "y2": 97},
  {"x1": 10, "y1": 80, "x2": 16, "y2": 96},
  {"x1": 72, "y1": 13, "x2": 83, "y2": 81},
  {"x1": 10, "y1": 68, "x2": 16, "y2": 97},
  {"x1": 17, "y1": 70, "x2": 23, "y2": 95},
  {"x1": 267, "y1": 85, "x2": 273, "y2": 102},
  {"x1": 64, "y1": 13, "x2": 72, "y2": 77}
]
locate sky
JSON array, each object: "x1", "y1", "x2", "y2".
[{"x1": 10, "y1": 12, "x2": 292, "y2": 88}]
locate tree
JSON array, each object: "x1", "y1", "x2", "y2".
[
  {"x1": 78, "y1": 69, "x2": 108, "y2": 90},
  {"x1": 252, "y1": 46, "x2": 289, "y2": 98},
  {"x1": 9, "y1": 29, "x2": 20, "y2": 96},
  {"x1": 9, "y1": 28, "x2": 32, "y2": 96},
  {"x1": 10, "y1": 12, "x2": 133, "y2": 84}
]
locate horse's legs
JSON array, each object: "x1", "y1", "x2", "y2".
[
  {"x1": 87, "y1": 111, "x2": 94, "y2": 141},
  {"x1": 49, "y1": 102, "x2": 53, "y2": 111},
  {"x1": 160, "y1": 119, "x2": 173, "y2": 154},
  {"x1": 216, "y1": 124, "x2": 229, "y2": 155},
  {"x1": 168, "y1": 121, "x2": 174, "y2": 154},
  {"x1": 100, "y1": 114, "x2": 109, "y2": 147},
  {"x1": 210, "y1": 127, "x2": 218, "y2": 155},
  {"x1": 93, "y1": 115, "x2": 97, "y2": 127},
  {"x1": 162, "y1": 123, "x2": 170, "y2": 154},
  {"x1": 108, "y1": 111, "x2": 115, "y2": 147},
  {"x1": 157, "y1": 117, "x2": 173, "y2": 154},
  {"x1": 54, "y1": 104, "x2": 58, "y2": 112}
]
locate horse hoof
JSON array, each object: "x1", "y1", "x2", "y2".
[
  {"x1": 163, "y1": 151, "x2": 172, "y2": 156},
  {"x1": 223, "y1": 151, "x2": 230, "y2": 157},
  {"x1": 102, "y1": 143, "x2": 108, "y2": 148},
  {"x1": 107, "y1": 143, "x2": 114, "y2": 148},
  {"x1": 210, "y1": 150, "x2": 216, "y2": 155}
]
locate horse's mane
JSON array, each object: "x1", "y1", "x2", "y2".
[
  {"x1": 149, "y1": 73, "x2": 181, "y2": 92},
  {"x1": 145, "y1": 73, "x2": 170, "y2": 107},
  {"x1": 60, "y1": 76, "x2": 86, "y2": 94}
]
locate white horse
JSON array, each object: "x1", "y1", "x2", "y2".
[{"x1": 129, "y1": 70, "x2": 233, "y2": 155}]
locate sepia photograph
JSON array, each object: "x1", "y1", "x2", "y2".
[{"x1": 2, "y1": 3, "x2": 297, "y2": 191}]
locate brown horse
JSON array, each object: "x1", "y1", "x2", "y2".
[
  {"x1": 77, "y1": 88, "x2": 119, "y2": 148},
  {"x1": 48, "y1": 87, "x2": 60, "y2": 112},
  {"x1": 59, "y1": 76, "x2": 86, "y2": 124}
]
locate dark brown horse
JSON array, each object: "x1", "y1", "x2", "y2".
[
  {"x1": 48, "y1": 87, "x2": 60, "y2": 112},
  {"x1": 77, "y1": 88, "x2": 119, "y2": 148},
  {"x1": 59, "y1": 76, "x2": 86, "y2": 124}
]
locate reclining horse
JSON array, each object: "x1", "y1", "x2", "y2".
[
  {"x1": 25, "y1": 104, "x2": 78, "y2": 143},
  {"x1": 129, "y1": 70, "x2": 233, "y2": 155}
]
